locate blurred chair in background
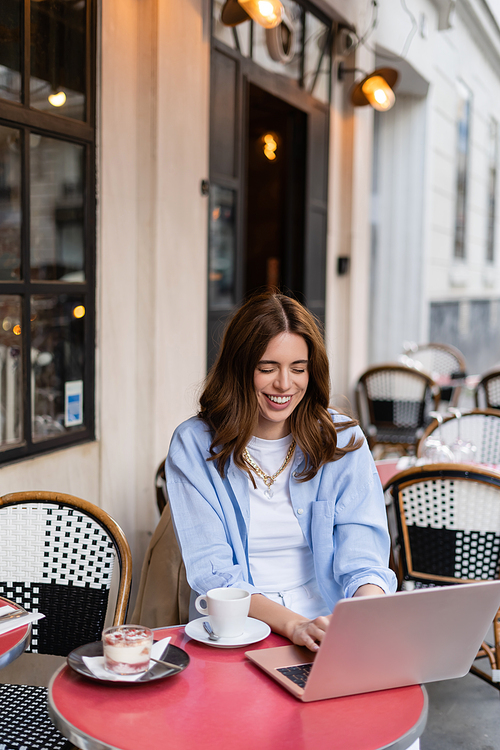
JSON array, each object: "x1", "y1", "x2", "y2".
[
  {"x1": 402, "y1": 342, "x2": 467, "y2": 407},
  {"x1": 356, "y1": 363, "x2": 440, "y2": 458},
  {"x1": 475, "y1": 368, "x2": 500, "y2": 410}
]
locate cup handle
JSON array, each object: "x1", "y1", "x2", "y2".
[{"x1": 195, "y1": 594, "x2": 208, "y2": 615}]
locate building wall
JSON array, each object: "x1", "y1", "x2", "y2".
[{"x1": 369, "y1": 0, "x2": 500, "y2": 375}]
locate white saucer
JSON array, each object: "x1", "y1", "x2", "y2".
[{"x1": 184, "y1": 616, "x2": 271, "y2": 648}]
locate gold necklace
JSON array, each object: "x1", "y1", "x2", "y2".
[{"x1": 243, "y1": 439, "x2": 296, "y2": 499}]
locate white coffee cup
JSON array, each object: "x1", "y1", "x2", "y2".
[{"x1": 195, "y1": 587, "x2": 251, "y2": 638}]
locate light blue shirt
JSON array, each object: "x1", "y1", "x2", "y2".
[{"x1": 166, "y1": 412, "x2": 397, "y2": 611}]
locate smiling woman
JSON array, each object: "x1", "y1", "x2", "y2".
[{"x1": 164, "y1": 291, "x2": 397, "y2": 652}]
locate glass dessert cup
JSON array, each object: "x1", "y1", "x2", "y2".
[{"x1": 102, "y1": 625, "x2": 153, "y2": 675}]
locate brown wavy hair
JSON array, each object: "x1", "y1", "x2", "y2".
[{"x1": 199, "y1": 291, "x2": 362, "y2": 481}]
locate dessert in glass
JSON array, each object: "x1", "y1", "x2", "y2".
[{"x1": 102, "y1": 625, "x2": 153, "y2": 675}]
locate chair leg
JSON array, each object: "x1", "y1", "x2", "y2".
[{"x1": 469, "y1": 608, "x2": 500, "y2": 689}]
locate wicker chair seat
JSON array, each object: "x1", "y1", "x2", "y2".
[{"x1": 0, "y1": 684, "x2": 71, "y2": 750}]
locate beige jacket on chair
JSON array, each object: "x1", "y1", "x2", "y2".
[{"x1": 130, "y1": 501, "x2": 191, "y2": 628}]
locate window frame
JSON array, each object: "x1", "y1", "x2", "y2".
[{"x1": 0, "y1": 0, "x2": 96, "y2": 463}]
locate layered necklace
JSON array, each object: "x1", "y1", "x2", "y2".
[{"x1": 243, "y1": 439, "x2": 296, "y2": 499}]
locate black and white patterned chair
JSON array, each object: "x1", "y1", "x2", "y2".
[
  {"x1": 475, "y1": 368, "x2": 500, "y2": 410},
  {"x1": 402, "y1": 342, "x2": 467, "y2": 407},
  {"x1": 384, "y1": 464, "x2": 500, "y2": 689},
  {"x1": 0, "y1": 491, "x2": 133, "y2": 750},
  {"x1": 355, "y1": 363, "x2": 441, "y2": 457},
  {"x1": 417, "y1": 409, "x2": 500, "y2": 465}
]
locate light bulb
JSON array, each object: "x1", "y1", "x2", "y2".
[
  {"x1": 237, "y1": 0, "x2": 283, "y2": 28},
  {"x1": 361, "y1": 76, "x2": 395, "y2": 112},
  {"x1": 48, "y1": 91, "x2": 67, "y2": 107},
  {"x1": 261, "y1": 133, "x2": 278, "y2": 161}
]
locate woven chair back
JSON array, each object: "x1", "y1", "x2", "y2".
[
  {"x1": 476, "y1": 369, "x2": 500, "y2": 410},
  {"x1": 385, "y1": 465, "x2": 500, "y2": 586},
  {"x1": 356, "y1": 364, "x2": 439, "y2": 452},
  {"x1": 402, "y1": 343, "x2": 466, "y2": 406},
  {"x1": 402, "y1": 342, "x2": 467, "y2": 377},
  {"x1": 417, "y1": 409, "x2": 500, "y2": 465},
  {"x1": 0, "y1": 491, "x2": 132, "y2": 657}
]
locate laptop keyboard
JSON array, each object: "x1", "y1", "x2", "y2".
[{"x1": 277, "y1": 663, "x2": 313, "y2": 689}]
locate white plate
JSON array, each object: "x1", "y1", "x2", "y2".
[{"x1": 185, "y1": 616, "x2": 271, "y2": 648}]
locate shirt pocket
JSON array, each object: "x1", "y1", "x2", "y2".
[{"x1": 310, "y1": 498, "x2": 335, "y2": 541}]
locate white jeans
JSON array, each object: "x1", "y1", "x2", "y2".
[{"x1": 262, "y1": 577, "x2": 330, "y2": 619}]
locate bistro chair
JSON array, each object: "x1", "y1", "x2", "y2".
[
  {"x1": 417, "y1": 409, "x2": 500, "y2": 465},
  {"x1": 384, "y1": 463, "x2": 500, "y2": 689},
  {"x1": 402, "y1": 342, "x2": 467, "y2": 407},
  {"x1": 131, "y1": 460, "x2": 190, "y2": 628},
  {"x1": 355, "y1": 363, "x2": 440, "y2": 457},
  {"x1": 0, "y1": 491, "x2": 132, "y2": 750},
  {"x1": 475, "y1": 368, "x2": 500, "y2": 410}
]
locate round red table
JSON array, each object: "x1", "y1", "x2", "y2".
[
  {"x1": 0, "y1": 597, "x2": 31, "y2": 670},
  {"x1": 48, "y1": 626, "x2": 427, "y2": 750}
]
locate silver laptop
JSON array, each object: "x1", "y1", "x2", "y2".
[{"x1": 245, "y1": 581, "x2": 500, "y2": 702}]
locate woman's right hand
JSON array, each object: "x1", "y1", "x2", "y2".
[
  {"x1": 249, "y1": 593, "x2": 331, "y2": 652},
  {"x1": 285, "y1": 615, "x2": 331, "y2": 652}
]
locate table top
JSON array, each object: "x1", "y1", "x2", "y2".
[
  {"x1": 48, "y1": 626, "x2": 427, "y2": 750},
  {"x1": 0, "y1": 597, "x2": 31, "y2": 670}
]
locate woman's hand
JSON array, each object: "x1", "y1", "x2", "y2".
[
  {"x1": 285, "y1": 615, "x2": 331, "y2": 652},
  {"x1": 249, "y1": 594, "x2": 331, "y2": 652}
]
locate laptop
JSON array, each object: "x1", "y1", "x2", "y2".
[{"x1": 245, "y1": 580, "x2": 500, "y2": 702}]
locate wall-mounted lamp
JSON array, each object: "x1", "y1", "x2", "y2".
[
  {"x1": 221, "y1": 0, "x2": 283, "y2": 29},
  {"x1": 338, "y1": 62, "x2": 398, "y2": 112}
]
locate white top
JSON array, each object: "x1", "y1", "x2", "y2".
[{"x1": 247, "y1": 434, "x2": 315, "y2": 592}]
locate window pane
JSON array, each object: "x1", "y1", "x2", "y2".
[
  {"x1": 454, "y1": 81, "x2": 471, "y2": 260},
  {"x1": 209, "y1": 186, "x2": 237, "y2": 309},
  {"x1": 30, "y1": 0, "x2": 86, "y2": 121},
  {"x1": 0, "y1": 0, "x2": 22, "y2": 103},
  {"x1": 0, "y1": 126, "x2": 22, "y2": 281},
  {"x1": 487, "y1": 118, "x2": 498, "y2": 263},
  {"x1": 30, "y1": 134, "x2": 85, "y2": 281},
  {"x1": 0, "y1": 295, "x2": 23, "y2": 449},
  {"x1": 31, "y1": 294, "x2": 85, "y2": 440}
]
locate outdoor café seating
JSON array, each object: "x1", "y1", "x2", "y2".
[
  {"x1": 356, "y1": 363, "x2": 441, "y2": 457},
  {"x1": 0, "y1": 491, "x2": 132, "y2": 750},
  {"x1": 475, "y1": 367, "x2": 500, "y2": 410},
  {"x1": 384, "y1": 463, "x2": 500, "y2": 689}
]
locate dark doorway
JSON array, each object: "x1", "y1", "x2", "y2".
[{"x1": 245, "y1": 85, "x2": 307, "y2": 299}]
